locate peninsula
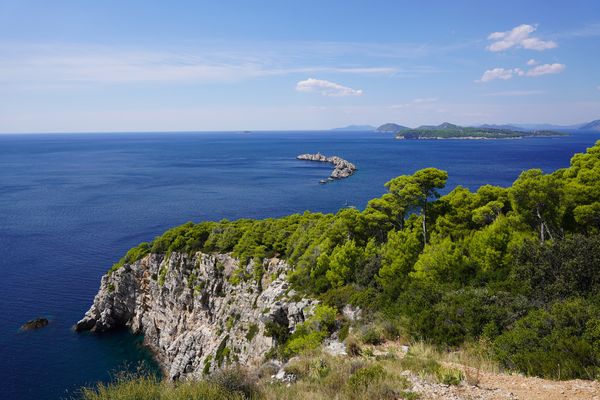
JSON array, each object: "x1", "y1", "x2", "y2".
[
  {"x1": 78, "y1": 142, "x2": 600, "y2": 398},
  {"x1": 296, "y1": 153, "x2": 356, "y2": 182}
]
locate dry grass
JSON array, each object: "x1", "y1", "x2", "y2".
[
  {"x1": 261, "y1": 352, "x2": 417, "y2": 400},
  {"x1": 81, "y1": 340, "x2": 501, "y2": 400}
]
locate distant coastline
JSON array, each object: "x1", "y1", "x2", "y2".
[{"x1": 390, "y1": 122, "x2": 568, "y2": 140}]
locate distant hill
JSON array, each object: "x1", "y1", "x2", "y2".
[
  {"x1": 579, "y1": 119, "x2": 600, "y2": 131},
  {"x1": 416, "y1": 122, "x2": 460, "y2": 131},
  {"x1": 514, "y1": 123, "x2": 583, "y2": 130},
  {"x1": 376, "y1": 123, "x2": 410, "y2": 133},
  {"x1": 331, "y1": 125, "x2": 376, "y2": 131},
  {"x1": 396, "y1": 122, "x2": 566, "y2": 140},
  {"x1": 477, "y1": 124, "x2": 527, "y2": 132}
]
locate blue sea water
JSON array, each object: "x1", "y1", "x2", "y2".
[{"x1": 1, "y1": 130, "x2": 600, "y2": 399}]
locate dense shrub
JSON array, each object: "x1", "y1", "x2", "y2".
[
  {"x1": 493, "y1": 298, "x2": 600, "y2": 379},
  {"x1": 284, "y1": 305, "x2": 337, "y2": 356}
]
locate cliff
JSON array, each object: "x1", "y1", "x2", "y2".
[
  {"x1": 76, "y1": 252, "x2": 317, "y2": 380},
  {"x1": 296, "y1": 153, "x2": 357, "y2": 180}
]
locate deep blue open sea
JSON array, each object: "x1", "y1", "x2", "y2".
[{"x1": 2, "y1": 130, "x2": 600, "y2": 399}]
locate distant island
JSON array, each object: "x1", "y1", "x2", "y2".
[
  {"x1": 579, "y1": 119, "x2": 600, "y2": 131},
  {"x1": 330, "y1": 125, "x2": 376, "y2": 131},
  {"x1": 392, "y1": 122, "x2": 567, "y2": 140},
  {"x1": 375, "y1": 123, "x2": 410, "y2": 133},
  {"x1": 479, "y1": 119, "x2": 600, "y2": 131},
  {"x1": 333, "y1": 119, "x2": 600, "y2": 134}
]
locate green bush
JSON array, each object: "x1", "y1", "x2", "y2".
[
  {"x1": 109, "y1": 242, "x2": 151, "y2": 274},
  {"x1": 245, "y1": 323, "x2": 259, "y2": 341},
  {"x1": 283, "y1": 305, "x2": 338, "y2": 357},
  {"x1": 493, "y1": 298, "x2": 600, "y2": 379},
  {"x1": 348, "y1": 364, "x2": 386, "y2": 390},
  {"x1": 361, "y1": 325, "x2": 383, "y2": 345},
  {"x1": 435, "y1": 366, "x2": 463, "y2": 385}
]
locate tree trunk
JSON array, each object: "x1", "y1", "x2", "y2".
[
  {"x1": 422, "y1": 202, "x2": 428, "y2": 244},
  {"x1": 536, "y1": 206, "x2": 549, "y2": 243}
]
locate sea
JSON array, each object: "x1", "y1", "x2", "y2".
[{"x1": 1, "y1": 130, "x2": 600, "y2": 399}]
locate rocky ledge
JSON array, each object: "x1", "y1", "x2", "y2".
[
  {"x1": 296, "y1": 153, "x2": 356, "y2": 182},
  {"x1": 76, "y1": 252, "x2": 317, "y2": 380}
]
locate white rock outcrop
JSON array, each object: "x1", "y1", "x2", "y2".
[
  {"x1": 296, "y1": 153, "x2": 357, "y2": 180},
  {"x1": 76, "y1": 252, "x2": 317, "y2": 380}
]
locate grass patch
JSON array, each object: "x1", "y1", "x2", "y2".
[{"x1": 246, "y1": 323, "x2": 259, "y2": 341}]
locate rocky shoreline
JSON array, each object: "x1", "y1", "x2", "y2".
[
  {"x1": 76, "y1": 252, "x2": 318, "y2": 380},
  {"x1": 296, "y1": 153, "x2": 356, "y2": 182}
]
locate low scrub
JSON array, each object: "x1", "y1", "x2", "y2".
[{"x1": 80, "y1": 368, "x2": 252, "y2": 400}]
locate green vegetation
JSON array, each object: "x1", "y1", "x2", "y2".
[
  {"x1": 82, "y1": 367, "x2": 257, "y2": 400},
  {"x1": 109, "y1": 140, "x2": 600, "y2": 380},
  {"x1": 395, "y1": 122, "x2": 566, "y2": 139},
  {"x1": 82, "y1": 351, "x2": 421, "y2": 400},
  {"x1": 282, "y1": 305, "x2": 337, "y2": 357},
  {"x1": 245, "y1": 323, "x2": 259, "y2": 341},
  {"x1": 376, "y1": 122, "x2": 410, "y2": 133}
]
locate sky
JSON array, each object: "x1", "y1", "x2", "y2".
[{"x1": 1, "y1": 0, "x2": 599, "y2": 133}]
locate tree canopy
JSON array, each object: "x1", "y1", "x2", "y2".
[{"x1": 112, "y1": 140, "x2": 600, "y2": 379}]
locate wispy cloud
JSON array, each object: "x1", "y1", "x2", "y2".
[
  {"x1": 0, "y1": 39, "x2": 462, "y2": 90},
  {"x1": 486, "y1": 24, "x2": 557, "y2": 52},
  {"x1": 527, "y1": 59, "x2": 538, "y2": 66},
  {"x1": 526, "y1": 63, "x2": 565, "y2": 76},
  {"x1": 295, "y1": 78, "x2": 363, "y2": 97},
  {"x1": 389, "y1": 97, "x2": 438, "y2": 109},
  {"x1": 477, "y1": 68, "x2": 524, "y2": 82},
  {"x1": 0, "y1": 42, "x2": 407, "y2": 89},
  {"x1": 553, "y1": 23, "x2": 600, "y2": 39},
  {"x1": 483, "y1": 90, "x2": 546, "y2": 97},
  {"x1": 477, "y1": 63, "x2": 565, "y2": 82}
]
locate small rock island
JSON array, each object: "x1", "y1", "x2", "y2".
[
  {"x1": 20, "y1": 317, "x2": 49, "y2": 331},
  {"x1": 296, "y1": 153, "x2": 357, "y2": 183}
]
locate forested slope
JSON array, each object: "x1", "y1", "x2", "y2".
[{"x1": 112, "y1": 140, "x2": 600, "y2": 379}]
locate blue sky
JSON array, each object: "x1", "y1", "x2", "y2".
[{"x1": 1, "y1": 0, "x2": 599, "y2": 132}]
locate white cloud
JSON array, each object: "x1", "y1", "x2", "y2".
[
  {"x1": 527, "y1": 59, "x2": 538, "y2": 66},
  {"x1": 526, "y1": 63, "x2": 565, "y2": 76},
  {"x1": 477, "y1": 68, "x2": 522, "y2": 82},
  {"x1": 295, "y1": 78, "x2": 363, "y2": 97},
  {"x1": 487, "y1": 24, "x2": 557, "y2": 52},
  {"x1": 478, "y1": 63, "x2": 564, "y2": 82}
]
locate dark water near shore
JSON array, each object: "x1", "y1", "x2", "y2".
[{"x1": 1, "y1": 130, "x2": 600, "y2": 399}]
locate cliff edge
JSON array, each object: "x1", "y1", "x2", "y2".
[{"x1": 76, "y1": 252, "x2": 317, "y2": 380}]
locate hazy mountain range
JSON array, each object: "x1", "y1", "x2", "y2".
[{"x1": 334, "y1": 119, "x2": 600, "y2": 133}]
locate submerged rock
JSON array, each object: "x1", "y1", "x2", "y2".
[
  {"x1": 297, "y1": 153, "x2": 357, "y2": 181},
  {"x1": 76, "y1": 253, "x2": 318, "y2": 380},
  {"x1": 21, "y1": 318, "x2": 49, "y2": 331}
]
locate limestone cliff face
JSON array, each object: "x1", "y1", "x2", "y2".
[{"x1": 76, "y1": 252, "x2": 317, "y2": 380}]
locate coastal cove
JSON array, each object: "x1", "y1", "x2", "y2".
[{"x1": 2, "y1": 130, "x2": 600, "y2": 399}]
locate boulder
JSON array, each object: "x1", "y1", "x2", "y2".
[{"x1": 21, "y1": 318, "x2": 49, "y2": 331}]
